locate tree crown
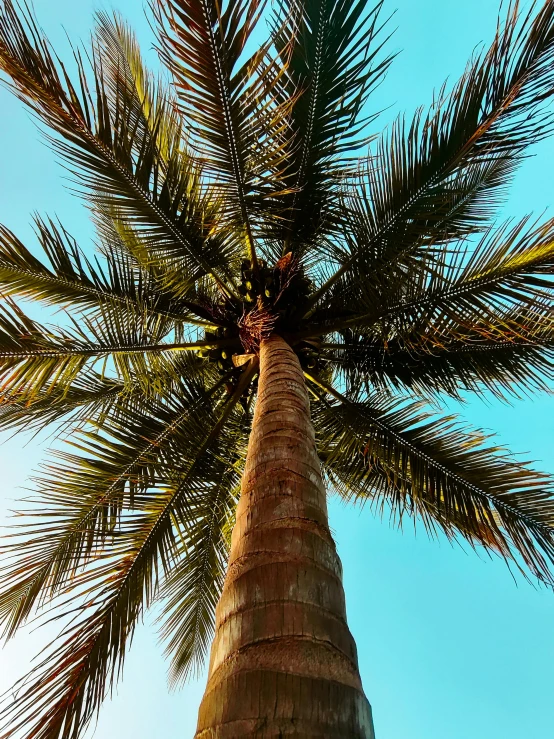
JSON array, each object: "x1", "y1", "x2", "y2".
[{"x1": 0, "y1": 1, "x2": 554, "y2": 737}]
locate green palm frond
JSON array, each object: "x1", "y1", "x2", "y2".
[
  {"x1": 0, "y1": 371, "x2": 125, "y2": 434},
  {"x1": 0, "y1": 216, "x2": 200, "y2": 326},
  {"x1": 0, "y1": 362, "x2": 254, "y2": 636},
  {"x1": 0, "y1": 373, "x2": 256, "y2": 739},
  {"x1": 267, "y1": 0, "x2": 393, "y2": 252},
  {"x1": 313, "y1": 217, "x2": 554, "y2": 398},
  {"x1": 157, "y1": 476, "x2": 241, "y2": 686},
  {"x1": 343, "y1": 216, "x2": 554, "y2": 333},
  {"x1": 325, "y1": 326, "x2": 554, "y2": 401},
  {"x1": 371, "y1": 296, "x2": 554, "y2": 399},
  {"x1": 91, "y1": 209, "x2": 222, "y2": 319},
  {"x1": 0, "y1": 384, "x2": 214, "y2": 638},
  {"x1": 297, "y1": 213, "x2": 554, "y2": 335},
  {"x1": 0, "y1": 348, "x2": 215, "y2": 435},
  {"x1": 0, "y1": 297, "x2": 228, "y2": 403},
  {"x1": 0, "y1": 375, "x2": 251, "y2": 739},
  {"x1": 311, "y1": 377, "x2": 554, "y2": 585},
  {"x1": 94, "y1": 12, "x2": 175, "y2": 169},
  {"x1": 157, "y1": 404, "x2": 249, "y2": 685},
  {"x1": 154, "y1": 0, "x2": 292, "y2": 267},
  {"x1": 325, "y1": 325, "x2": 554, "y2": 401},
  {"x1": 0, "y1": 3, "x2": 238, "y2": 297},
  {"x1": 308, "y1": 0, "x2": 554, "y2": 309},
  {"x1": 91, "y1": 12, "x2": 244, "y2": 298}
]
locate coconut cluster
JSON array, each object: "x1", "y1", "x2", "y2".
[{"x1": 197, "y1": 254, "x2": 322, "y2": 378}]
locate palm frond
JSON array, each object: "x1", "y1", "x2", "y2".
[
  {"x1": 91, "y1": 208, "x2": 225, "y2": 322},
  {"x1": 325, "y1": 318, "x2": 554, "y2": 401},
  {"x1": 91, "y1": 12, "x2": 245, "y2": 298},
  {"x1": 309, "y1": 0, "x2": 554, "y2": 309},
  {"x1": 267, "y1": 0, "x2": 393, "y2": 252},
  {"x1": 315, "y1": 217, "x2": 554, "y2": 399},
  {"x1": 0, "y1": 370, "x2": 124, "y2": 434},
  {"x1": 0, "y1": 346, "x2": 216, "y2": 435},
  {"x1": 0, "y1": 297, "x2": 224, "y2": 403},
  {"x1": 0, "y1": 216, "x2": 200, "y2": 327},
  {"x1": 94, "y1": 12, "x2": 175, "y2": 170},
  {"x1": 157, "y1": 392, "x2": 250, "y2": 685},
  {"x1": 155, "y1": 0, "x2": 292, "y2": 267},
  {"x1": 0, "y1": 361, "x2": 255, "y2": 739},
  {"x1": 300, "y1": 212, "x2": 554, "y2": 338},
  {"x1": 157, "y1": 475, "x2": 241, "y2": 686},
  {"x1": 344, "y1": 216, "x2": 554, "y2": 332},
  {"x1": 310, "y1": 377, "x2": 554, "y2": 586},
  {"x1": 0, "y1": 3, "x2": 238, "y2": 297},
  {"x1": 0, "y1": 362, "x2": 254, "y2": 640}
]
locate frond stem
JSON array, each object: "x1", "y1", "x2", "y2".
[
  {"x1": 196, "y1": 0, "x2": 260, "y2": 278},
  {"x1": 0, "y1": 338, "x2": 241, "y2": 360}
]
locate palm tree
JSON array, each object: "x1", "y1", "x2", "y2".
[{"x1": 0, "y1": 0, "x2": 554, "y2": 735}]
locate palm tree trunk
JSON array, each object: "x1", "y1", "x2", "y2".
[{"x1": 195, "y1": 334, "x2": 374, "y2": 738}]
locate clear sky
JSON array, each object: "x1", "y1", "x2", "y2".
[{"x1": 1, "y1": 1, "x2": 554, "y2": 738}]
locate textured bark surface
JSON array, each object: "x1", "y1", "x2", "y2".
[{"x1": 195, "y1": 334, "x2": 374, "y2": 738}]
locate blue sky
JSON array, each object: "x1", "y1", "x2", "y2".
[{"x1": 0, "y1": 1, "x2": 554, "y2": 738}]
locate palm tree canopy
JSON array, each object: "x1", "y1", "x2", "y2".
[{"x1": 0, "y1": 0, "x2": 554, "y2": 737}]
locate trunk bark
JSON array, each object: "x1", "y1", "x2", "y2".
[{"x1": 195, "y1": 334, "x2": 374, "y2": 738}]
